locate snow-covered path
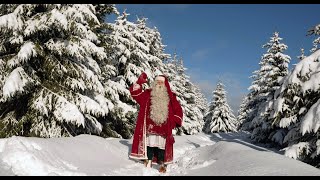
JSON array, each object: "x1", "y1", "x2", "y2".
[
  {"x1": 1, "y1": 132, "x2": 320, "y2": 176},
  {"x1": 110, "y1": 133, "x2": 320, "y2": 176}
]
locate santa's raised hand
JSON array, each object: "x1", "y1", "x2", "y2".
[{"x1": 136, "y1": 72, "x2": 148, "y2": 85}]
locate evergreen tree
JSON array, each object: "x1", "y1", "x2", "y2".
[
  {"x1": 0, "y1": 6, "x2": 209, "y2": 139},
  {"x1": 245, "y1": 25, "x2": 320, "y2": 168},
  {"x1": 0, "y1": 4, "x2": 112, "y2": 137},
  {"x1": 164, "y1": 54, "x2": 206, "y2": 135},
  {"x1": 134, "y1": 16, "x2": 171, "y2": 76},
  {"x1": 307, "y1": 24, "x2": 320, "y2": 53},
  {"x1": 240, "y1": 32, "x2": 291, "y2": 143},
  {"x1": 163, "y1": 53, "x2": 186, "y2": 135},
  {"x1": 193, "y1": 84, "x2": 208, "y2": 116},
  {"x1": 107, "y1": 12, "x2": 170, "y2": 138},
  {"x1": 177, "y1": 58, "x2": 204, "y2": 134},
  {"x1": 237, "y1": 95, "x2": 249, "y2": 129},
  {"x1": 272, "y1": 49, "x2": 320, "y2": 167},
  {"x1": 203, "y1": 82, "x2": 237, "y2": 133},
  {"x1": 110, "y1": 12, "x2": 168, "y2": 86},
  {"x1": 93, "y1": 7, "x2": 137, "y2": 139}
]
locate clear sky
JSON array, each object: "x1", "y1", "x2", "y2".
[{"x1": 109, "y1": 4, "x2": 320, "y2": 113}]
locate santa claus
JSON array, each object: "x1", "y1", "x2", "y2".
[{"x1": 129, "y1": 72, "x2": 183, "y2": 173}]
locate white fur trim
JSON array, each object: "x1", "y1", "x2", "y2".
[
  {"x1": 174, "y1": 115, "x2": 182, "y2": 121},
  {"x1": 132, "y1": 91, "x2": 143, "y2": 97},
  {"x1": 155, "y1": 76, "x2": 165, "y2": 82},
  {"x1": 129, "y1": 154, "x2": 147, "y2": 160}
]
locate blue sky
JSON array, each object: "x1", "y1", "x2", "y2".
[{"x1": 109, "y1": 4, "x2": 320, "y2": 112}]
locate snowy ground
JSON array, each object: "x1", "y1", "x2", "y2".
[{"x1": 0, "y1": 132, "x2": 320, "y2": 176}]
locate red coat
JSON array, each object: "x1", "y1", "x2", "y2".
[{"x1": 129, "y1": 75, "x2": 183, "y2": 165}]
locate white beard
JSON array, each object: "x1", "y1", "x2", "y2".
[{"x1": 150, "y1": 82, "x2": 170, "y2": 125}]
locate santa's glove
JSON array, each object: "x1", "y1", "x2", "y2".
[{"x1": 136, "y1": 72, "x2": 148, "y2": 85}]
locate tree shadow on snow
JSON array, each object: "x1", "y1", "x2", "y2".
[
  {"x1": 119, "y1": 139, "x2": 132, "y2": 157},
  {"x1": 186, "y1": 140, "x2": 201, "y2": 148},
  {"x1": 207, "y1": 132, "x2": 282, "y2": 154}
]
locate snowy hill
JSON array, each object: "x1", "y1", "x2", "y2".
[{"x1": 0, "y1": 132, "x2": 320, "y2": 176}]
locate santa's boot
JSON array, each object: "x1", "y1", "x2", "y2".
[{"x1": 158, "y1": 162, "x2": 166, "y2": 173}]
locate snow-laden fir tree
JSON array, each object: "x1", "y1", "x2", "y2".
[
  {"x1": 176, "y1": 58, "x2": 205, "y2": 135},
  {"x1": 92, "y1": 6, "x2": 139, "y2": 139},
  {"x1": 136, "y1": 17, "x2": 171, "y2": 73},
  {"x1": 240, "y1": 32, "x2": 291, "y2": 143},
  {"x1": 163, "y1": 53, "x2": 187, "y2": 135},
  {"x1": 193, "y1": 84, "x2": 208, "y2": 117},
  {"x1": 110, "y1": 12, "x2": 167, "y2": 85},
  {"x1": 0, "y1": 4, "x2": 115, "y2": 137},
  {"x1": 203, "y1": 82, "x2": 237, "y2": 133},
  {"x1": 238, "y1": 90, "x2": 256, "y2": 131},
  {"x1": 244, "y1": 25, "x2": 320, "y2": 168},
  {"x1": 258, "y1": 32, "x2": 291, "y2": 143},
  {"x1": 307, "y1": 24, "x2": 320, "y2": 53},
  {"x1": 271, "y1": 49, "x2": 320, "y2": 167},
  {"x1": 107, "y1": 12, "x2": 171, "y2": 138},
  {"x1": 164, "y1": 54, "x2": 206, "y2": 135},
  {"x1": 237, "y1": 95, "x2": 250, "y2": 130}
]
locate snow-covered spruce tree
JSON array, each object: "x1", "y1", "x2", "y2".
[
  {"x1": 0, "y1": 4, "x2": 114, "y2": 138},
  {"x1": 92, "y1": 5, "x2": 138, "y2": 138},
  {"x1": 271, "y1": 49, "x2": 320, "y2": 167},
  {"x1": 203, "y1": 82, "x2": 237, "y2": 133},
  {"x1": 138, "y1": 19, "x2": 209, "y2": 132},
  {"x1": 258, "y1": 32, "x2": 291, "y2": 144},
  {"x1": 108, "y1": 11, "x2": 206, "y2": 137},
  {"x1": 136, "y1": 17, "x2": 170, "y2": 73},
  {"x1": 193, "y1": 84, "x2": 208, "y2": 116},
  {"x1": 238, "y1": 89, "x2": 257, "y2": 132},
  {"x1": 241, "y1": 32, "x2": 291, "y2": 143},
  {"x1": 164, "y1": 54, "x2": 206, "y2": 135},
  {"x1": 237, "y1": 95, "x2": 250, "y2": 130},
  {"x1": 107, "y1": 12, "x2": 171, "y2": 138},
  {"x1": 110, "y1": 12, "x2": 166, "y2": 85},
  {"x1": 176, "y1": 58, "x2": 205, "y2": 135},
  {"x1": 163, "y1": 54, "x2": 187, "y2": 135},
  {"x1": 307, "y1": 24, "x2": 320, "y2": 53}
]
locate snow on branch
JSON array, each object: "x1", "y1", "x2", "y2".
[
  {"x1": 94, "y1": 94, "x2": 114, "y2": 115},
  {"x1": 279, "y1": 115, "x2": 297, "y2": 128},
  {"x1": 2, "y1": 67, "x2": 34, "y2": 100},
  {"x1": 32, "y1": 88, "x2": 85, "y2": 127},
  {"x1": 9, "y1": 33, "x2": 23, "y2": 45},
  {"x1": 49, "y1": 8, "x2": 68, "y2": 31},
  {"x1": 64, "y1": 5, "x2": 99, "y2": 25},
  {"x1": 80, "y1": 39, "x2": 106, "y2": 60},
  {"x1": 300, "y1": 98, "x2": 320, "y2": 135},
  {"x1": 45, "y1": 39, "x2": 85, "y2": 59},
  {"x1": 283, "y1": 142, "x2": 310, "y2": 160},
  {"x1": 0, "y1": 12, "x2": 23, "y2": 32},
  {"x1": 16, "y1": 42, "x2": 37, "y2": 65},
  {"x1": 64, "y1": 77, "x2": 86, "y2": 91},
  {"x1": 74, "y1": 93, "x2": 107, "y2": 117},
  {"x1": 24, "y1": 15, "x2": 50, "y2": 37},
  {"x1": 287, "y1": 49, "x2": 320, "y2": 93}
]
